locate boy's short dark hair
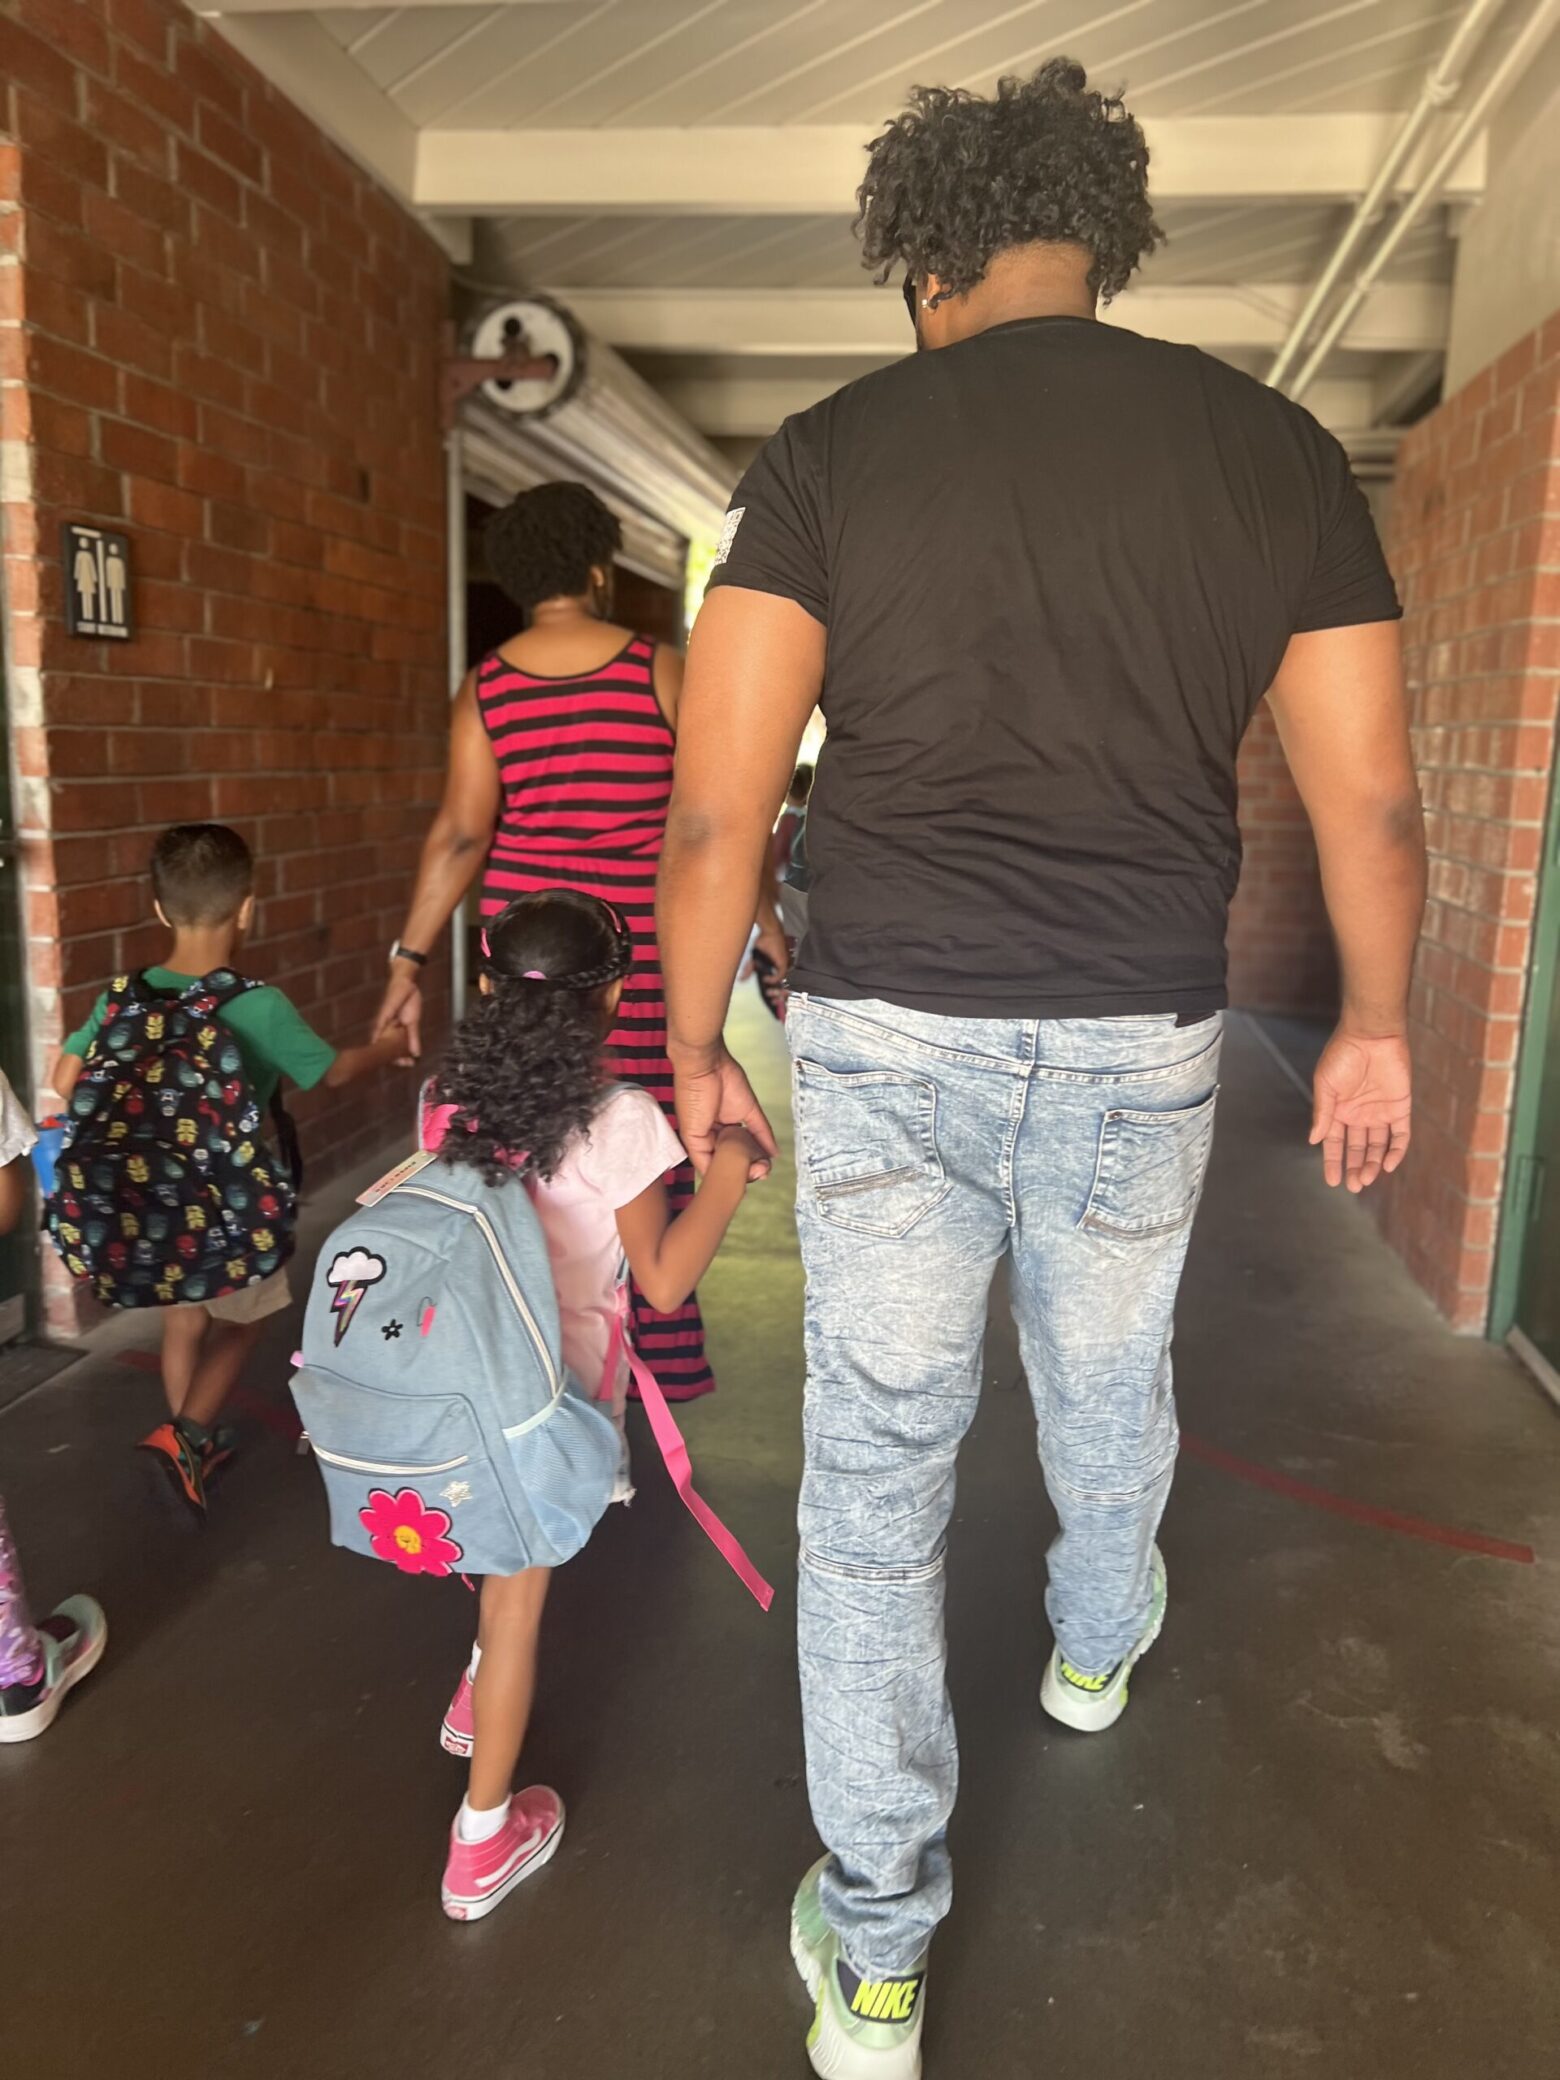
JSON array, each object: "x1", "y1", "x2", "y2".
[{"x1": 150, "y1": 824, "x2": 254, "y2": 926}]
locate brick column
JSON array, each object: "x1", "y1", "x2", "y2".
[
  {"x1": 1, "y1": 0, "x2": 452, "y2": 1330},
  {"x1": 1376, "y1": 317, "x2": 1560, "y2": 1330}
]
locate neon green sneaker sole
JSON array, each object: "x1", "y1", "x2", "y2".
[
  {"x1": 790, "y1": 1858, "x2": 925, "y2": 2080},
  {"x1": 1041, "y1": 1544, "x2": 1168, "y2": 1733}
]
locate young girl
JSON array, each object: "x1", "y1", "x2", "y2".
[{"x1": 420, "y1": 889, "x2": 763, "y2": 1920}]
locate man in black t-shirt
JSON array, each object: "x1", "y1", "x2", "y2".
[{"x1": 659, "y1": 58, "x2": 1425, "y2": 2077}]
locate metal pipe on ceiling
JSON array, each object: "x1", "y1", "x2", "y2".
[
  {"x1": 1265, "y1": 0, "x2": 1511, "y2": 394},
  {"x1": 1289, "y1": 0, "x2": 1560, "y2": 402}
]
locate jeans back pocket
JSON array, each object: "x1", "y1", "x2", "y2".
[
  {"x1": 795, "y1": 1059, "x2": 948, "y2": 1239},
  {"x1": 1081, "y1": 1088, "x2": 1219, "y2": 1252}
]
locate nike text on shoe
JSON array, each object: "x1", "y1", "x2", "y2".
[
  {"x1": 1041, "y1": 1544, "x2": 1168, "y2": 1734},
  {"x1": 0, "y1": 1596, "x2": 108, "y2": 1744},
  {"x1": 791, "y1": 1857, "x2": 925, "y2": 2079},
  {"x1": 441, "y1": 1787, "x2": 563, "y2": 1922}
]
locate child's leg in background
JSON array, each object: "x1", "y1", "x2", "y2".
[
  {"x1": 0, "y1": 1489, "x2": 108, "y2": 1741},
  {"x1": 162, "y1": 1276, "x2": 285, "y2": 1432},
  {"x1": 160, "y1": 1302, "x2": 209, "y2": 1420},
  {"x1": 0, "y1": 1491, "x2": 44, "y2": 1690},
  {"x1": 177, "y1": 1319, "x2": 263, "y2": 1432},
  {"x1": 467, "y1": 1566, "x2": 550, "y2": 1817},
  {"x1": 145, "y1": 1300, "x2": 263, "y2": 1518}
]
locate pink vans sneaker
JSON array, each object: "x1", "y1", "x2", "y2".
[
  {"x1": 441, "y1": 1788, "x2": 564, "y2": 1922},
  {"x1": 440, "y1": 1668, "x2": 474, "y2": 1758}
]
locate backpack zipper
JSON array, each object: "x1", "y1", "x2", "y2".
[
  {"x1": 312, "y1": 1443, "x2": 471, "y2": 1478},
  {"x1": 395, "y1": 1185, "x2": 561, "y2": 1402}
]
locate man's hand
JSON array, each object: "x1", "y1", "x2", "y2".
[
  {"x1": 1311, "y1": 1027, "x2": 1412, "y2": 1192},
  {"x1": 753, "y1": 920, "x2": 789, "y2": 976},
  {"x1": 373, "y1": 968, "x2": 423, "y2": 1063},
  {"x1": 673, "y1": 1045, "x2": 777, "y2": 1180}
]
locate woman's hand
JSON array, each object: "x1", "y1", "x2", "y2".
[{"x1": 373, "y1": 968, "x2": 424, "y2": 1063}]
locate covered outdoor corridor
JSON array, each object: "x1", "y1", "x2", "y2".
[{"x1": 2, "y1": 991, "x2": 1555, "y2": 2079}]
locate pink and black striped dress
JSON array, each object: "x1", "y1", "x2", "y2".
[{"x1": 476, "y1": 633, "x2": 713, "y2": 1401}]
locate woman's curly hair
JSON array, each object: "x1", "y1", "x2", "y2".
[
  {"x1": 434, "y1": 889, "x2": 635, "y2": 1187},
  {"x1": 485, "y1": 481, "x2": 623, "y2": 614},
  {"x1": 856, "y1": 57, "x2": 1162, "y2": 306}
]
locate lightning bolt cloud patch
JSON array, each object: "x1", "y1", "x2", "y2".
[{"x1": 325, "y1": 1248, "x2": 386, "y2": 1345}]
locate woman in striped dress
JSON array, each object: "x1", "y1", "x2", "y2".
[{"x1": 378, "y1": 483, "x2": 783, "y2": 1399}]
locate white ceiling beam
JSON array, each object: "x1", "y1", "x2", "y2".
[
  {"x1": 209, "y1": 14, "x2": 416, "y2": 200},
  {"x1": 555, "y1": 285, "x2": 1452, "y2": 359},
  {"x1": 414, "y1": 115, "x2": 1485, "y2": 215}
]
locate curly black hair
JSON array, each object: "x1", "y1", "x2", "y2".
[
  {"x1": 856, "y1": 57, "x2": 1162, "y2": 306},
  {"x1": 434, "y1": 889, "x2": 635, "y2": 1187},
  {"x1": 484, "y1": 481, "x2": 623, "y2": 613}
]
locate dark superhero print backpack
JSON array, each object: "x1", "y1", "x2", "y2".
[{"x1": 46, "y1": 970, "x2": 299, "y2": 1310}]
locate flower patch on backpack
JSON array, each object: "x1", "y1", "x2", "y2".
[{"x1": 359, "y1": 1487, "x2": 463, "y2": 1577}]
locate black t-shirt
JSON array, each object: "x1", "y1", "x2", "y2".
[{"x1": 706, "y1": 316, "x2": 1400, "y2": 1019}]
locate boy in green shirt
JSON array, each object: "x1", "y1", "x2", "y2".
[{"x1": 54, "y1": 825, "x2": 408, "y2": 1522}]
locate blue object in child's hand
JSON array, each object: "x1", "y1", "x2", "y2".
[{"x1": 31, "y1": 1117, "x2": 65, "y2": 1198}]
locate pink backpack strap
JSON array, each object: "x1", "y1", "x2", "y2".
[{"x1": 601, "y1": 1299, "x2": 773, "y2": 1612}]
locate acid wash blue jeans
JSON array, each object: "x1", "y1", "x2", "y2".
[{"x1": 786, "y1": 994, "x2": 1222, "y2": 1977}]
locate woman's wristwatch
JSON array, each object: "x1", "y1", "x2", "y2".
[{"x1": 389, "y1": 942, "x2": 428, "y2": 968}]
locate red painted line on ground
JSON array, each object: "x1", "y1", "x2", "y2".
[{"x1": 1180, "y1": 1433, "x2": 1536, "y2": 1566}]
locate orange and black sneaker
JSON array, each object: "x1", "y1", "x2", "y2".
[
  {"x1": 137, "y1": 1419, "x2": 208, "y2": 1524},
  {"x1": 202, "y1": 1424, "x2": 239, "y2": 1481}
]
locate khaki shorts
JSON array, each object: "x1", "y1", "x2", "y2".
[{"x1": 200, "y1": 1268, "x2": 293, "y2": 1326}]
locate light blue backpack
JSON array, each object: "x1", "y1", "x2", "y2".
[{"x1": 290, "y1": 1151, "x2": 620, "y2": 1580}]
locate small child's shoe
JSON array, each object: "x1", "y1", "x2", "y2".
[
  {"x1": 137, "y1": 1420, "x2": 207, "y2": 1524},
  {"x1": 441, "y1": 1788, "x2": 564, "y2": 1922},
  {"x1": 440, "y1": 1668, "x2": 474, "y2": 1758},
  {"x1": 0, "y1": 1596, "x2": 107, "y2": 1744}
]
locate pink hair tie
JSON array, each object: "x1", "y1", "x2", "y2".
[
  {"x1": 479, "y1": 929, "x2": 492, "y2": 959},
  {"x1": 524, "y1": 969, "x2": 547, "y2": 980}
]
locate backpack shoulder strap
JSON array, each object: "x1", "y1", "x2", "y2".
[{"x1": 186, "y1": 967, "x2": 263, "y2": 1012}]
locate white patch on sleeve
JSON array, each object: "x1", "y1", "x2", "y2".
[{"x1": 712, "y1": 505, "x2": 746, "y2": 567}]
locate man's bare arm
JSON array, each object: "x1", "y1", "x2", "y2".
[
  {"x1": 657, "y1": 588, "x2": 825, "y2": 1170},
  {"x1": 1267, "y1": 619, "x2": 1426, "y2": 1190}
]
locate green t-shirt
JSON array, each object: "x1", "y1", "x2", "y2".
[{"x1": 63, "y1": 970, "x2": 336, "y2": 1111}]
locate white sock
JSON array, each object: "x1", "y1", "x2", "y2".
[
  {"x1": 457, "y1": 1795, "x2": 509, "y2": 1844},
  {"x1": 466, "y1": 1641, "x2": 482, "y2": 1681}
]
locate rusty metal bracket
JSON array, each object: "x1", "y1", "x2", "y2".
[{"x1": 441, "y1": 321, "x2": 559, "y2": 428}]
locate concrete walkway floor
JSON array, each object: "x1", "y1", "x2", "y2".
[{"x1": 2, "y1": 997, "x2": 1557, "y2": 2080}]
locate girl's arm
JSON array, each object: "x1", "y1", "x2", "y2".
[
  {"x1": 613, "y1": 1125, "x2": 758, "y2": 1315},
  {"x1": 0, "y1": 1154, "x2": 28, "y2": 1236}
]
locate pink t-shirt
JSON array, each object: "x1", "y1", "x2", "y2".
[{"x1": 422, "y1": 1085, "x2": 685, "y2": 1416}]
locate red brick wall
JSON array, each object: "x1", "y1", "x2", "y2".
[
  {"x1": 0, "y1": 0, "x2": 451, "y2": 1322},
  {"x1": 1375, "y1": 317, "x2": 1560, "y2": 1330},
  {"x1": 1227, "y1": 704, "x2": 1338, "y2": 1014}
]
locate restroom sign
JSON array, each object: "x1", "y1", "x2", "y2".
[{"x1": 62, "y1": 523, "x2": 132, "y2": 641}]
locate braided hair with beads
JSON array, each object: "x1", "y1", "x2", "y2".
[{"x1": 435, "y1": 890, "x2": 635, "y2": 1186}]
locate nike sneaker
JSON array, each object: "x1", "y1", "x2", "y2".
[{"x1": 1041, "y1": 1544, "x2": 1167, "y2": 1733}]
